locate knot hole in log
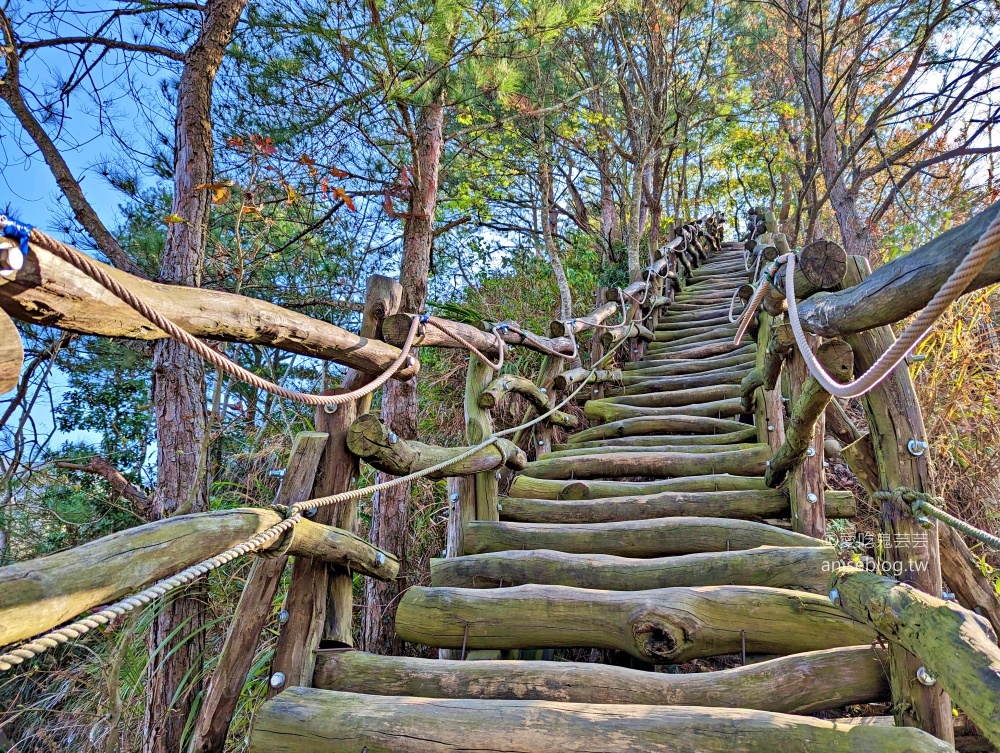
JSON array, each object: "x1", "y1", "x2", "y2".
[{"x1": 628, "y1": 607, "x2": 693, "y2": 663}]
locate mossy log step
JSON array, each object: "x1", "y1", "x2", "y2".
[
  {"x1": 539, "y1": 442, "x2": 761, "y2": 461},
  {"x1": 508, "y1": 473, "x2": 768, "y2": 500},
  {"x1": 566, "y1": 414, "x2": 749, "y2": 444},
  {"x1": 621, "y1": 367, "x2": 752, "y2": 394},
  {"x1": 432, "y1": 545, "x2": 839, "y2": 593},
  {"x1": 622, "y1": 352, "x2": 755, "y2": 375},
  {"x1": 592, "y1": 383, "x2": 741, "y2": 408},
  {"x1": 250, "y1": 687, "x2": 947, "y2": 753},
  {"x1": 584, "y1": 397, "x2": 747, "y2": 423},
  {"x1": 395, "y1": 584, "x2": 874, "y2": 664},
  {"x1": 313, "y1": 646, "x2": 888, "y2": 713},
  {"x1": 519, "y1": 444, "x2": 769, "y2": 480},
  {"x1": 644, "y1": 340, "x2": 746, "y2": 360},
  {"x1": 463, "y1": 516, "x2": 824, "y2": 556},
  {"x1": 636, "y1": 347, "x2": 756, "y2": 370},
  {"x1": 655, "y1": 315, "x2": 736, "y2": 331},
  {"x1": 498, "y1": 488, "x2": 854, "y2": 523},
  {"x1": 555, "y1": 428, "x2": 759, "y2": 450},
  {"x1": 653, "y1": 326, "x2": 738, "y2": 345}
]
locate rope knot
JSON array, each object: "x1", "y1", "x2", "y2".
[{"x1": 258, "y1": 504, "x2": 299, "y2": 558}]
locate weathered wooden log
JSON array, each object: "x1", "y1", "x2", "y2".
[
  {"x1": 478, "y1": 374, "x2": 578, "y2": 429},
  {"x1": 507, "y1": 473, "x2": 768, "y2": 500},
  {"x1": 557, "y1": 427, "x2": 760, "y2": 450},
  {"x1": 396, "y1": 584, "x2": 873, "y2": 664},
  {"x1": 611, "y1": 365, "x2": 754, "y2": 393},
  {"x1": 831, "y1": 566, "x2": 1000, "y2": 748},
  {"x1": 637, "y1": 344, "x2": 756, "y2": 365},
  {"x1": 599, "y1": 320, "x2": 653, "y2": 348},
  {"x1": 655, "y1": 314, "x2": 736, "y2": 330},
  {"x1": 0, "y1": 308, "x2": 23, "y2": 395},
  {"x1": 498, "y1": 488, "x2": 854, "y2": 524},
  {"x1": 520, "y1": 445, "x2": 770, "y2": 480},
  {"x1": 541, "y1": 442, "x2": 761, "y2": 460},
  {"x1": 549, "y1": 301, "x2": 617, "y2": 337},
  {"x1": 797, "y1": 201, "x2": 1000, "y2": 337},
  {"x1": 649, "y1": 329, "x2": 740, "y2": 351},
  {"x1": 939, "y1": 525, "x2": 1000, "y2": 639},
  {"x1": 761, "y1": 239, "x2": 848, "y2": 316},
  {"x1": 622, "y1": 351, "x2": 756, "y2": 375},
  {"x1": 765, "y1": 340, "x2": 854, "y2": 487},
  {"x1": 463, "y1": 516, "x2": 825, "y2": 557},
  {"x1": 431, "y1": 545, "x2": 840, "y2": 592},
  {"x1": 346, "y1": 413, "x2": 526, "y2": 478},
  {"x1": 584, "y1": 397, "x2": 747, "y2": 423},
  {"x1": 645, "y1": 338, "x2": 744, "y2": 359},
  {"x1": 739, "y1": 323, "x2": 795, "y2": 411},
  {"x1": 594, "y1": 383, "x2": 741, "y2": 408},
  {"x1": 567, "y1": 414, "x2": 749, "y2": 444},
  {"x1": 552, "y1": 367, "x2": 619, "y2": 391},
  {"x1": 382, "y1": 313, "x2": 575, "y2": 358},
  {"x1": 0, "y1": 507, "x2": 397, "y2": 647},
  {"x1": 312, "y1": 646, "x2": 888, "y2": 714},
  {"x1": 0, "y1": 237, "x2": 418, "y2": 378},
  {"x1": 653, "y1": 324, "x2": 737, "y2": 342},
  {"x1": 250, "y1": 686, "x2": 949, "y2": 753}
]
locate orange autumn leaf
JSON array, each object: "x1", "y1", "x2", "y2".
[
  {"x1": 332, "y1": 186, "x2": 355, "y2": 211},
  {"x1": 162, "y1": 213, "x2": 185, "y2": 225}
]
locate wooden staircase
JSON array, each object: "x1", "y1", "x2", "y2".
[{"x1": 247, "y1": 244, "x2": 953, "y2": 752}]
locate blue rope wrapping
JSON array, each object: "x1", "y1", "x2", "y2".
[{"x1": 1, "y1": 215, "x2": 33, "y2": 258}]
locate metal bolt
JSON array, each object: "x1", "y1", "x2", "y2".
[
  {"x1": 375, "y1": 552, "x2": 386, "y2": 566},
  {"x1": 829, "y1": 588, "x2": 840, "y2": 604},
  {"x1": 0, "y1": 241, "x2": 24, "y2": 278},
  {"x1": 767, "y1": 425, "x2": 774, "y2": 431},
  {"x1": 907, "y1": 438, "x2": 929, "y2": 456},
  {"x1": 593, "y1": 388, "x2": 599, "y2": 394},
  {"x1": 943, "y1": 591, "x2": 956, "y2": 601},
  {"x1": 806, "y1": 493, "x2": 818, "y2": 504},
  {"x1": 450, "y1": 493, "x2": 459, "y2": 502},
  {"x1": 268, "y1": 469, "x2": 285, "y2": 478},
  {"x1": 538, "y1": 440, "x2": 545, "y2": 446},
  {"x1": 916, "y1": 666, "x2": 937, "y2": 686},
  {"x1": 496, "y1": 503, "x2": 503, "y2": 511},
  {"x1": 540, "y1": 388, "x2": 547, "y2": 394},
  {"x1": 278, "y1": 609, "x2": 289, "y2": 625},
  {"x1": 806, "y1": 446, "x2": 816, "y2": 457},
  {"x1": 765, "y1": 460, "x2": 771, "y2": 467},
  {"x1": 304, "y1": 507, "x2": 317, "y2": 519},
  {"x1": 495, "y1": 471, "x2": 502, "y2": 480},
  {"x1": 270, "y1": 672, "x2": 286, "y2": 689},
  {"x1": 323, "y1": 403, "x2": 339, "y2": 414},
  {"x1": 389, "y1": 432, "x2": 398, "y2": 444},
  {"x1": 822, "y1": 461, "x2": 830, "y2": 468}
]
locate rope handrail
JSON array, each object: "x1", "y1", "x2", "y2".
[
  {"x1": 0, "y1": 321, "x2": 634, "y2": 673},
  {"x1": 0, "y1": 217, "x2": 420, "y2": 408},
  {"x1": 731, "y1": 205, "x2": 1000, "y2": 399},
  {"x1": 873, "y1": 487, "x2": 1000, "y2": 551}
]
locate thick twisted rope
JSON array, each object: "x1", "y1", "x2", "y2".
[
  {"x1": 873, "y1": 488, "x2": 1000, "y2": 551},
  {"x1": 425, "y1": 317, "x2": 507, "y2": 371},
  {"x1": 0, "y1": 326, "x2": 634, "y2": 673},
  {"x1": 4, "y1": 220, "x2": 419, "y2": 407},
  {"x1": 732, "y1": 207, "x2": 1000, "y2": 399}
]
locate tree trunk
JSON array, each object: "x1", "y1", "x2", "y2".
[
  {"x1": 538, "y1": 118, "x2": 572, "y2": 320},
  {"x1": 626, "y1": 154, "x2": 646, "y2": 282},
  {"x1": 362, "y1": 93, "x2": 444, "y2": 656},
  {"x1": 143, "y1": 2, "x2": 246, "y2": 751}
]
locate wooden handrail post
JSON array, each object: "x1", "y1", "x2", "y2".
[
  {"x1": 465, "y1": 354, "x2": 499, "y2": 522},
  {"x1": 267, "y1": 275, "x2": 402, "y2": 695},
  {"x1": 786, "y1": 336, "x2": 826, "y2": 538},
  {"x1": 188, "y1": 431, "x2": 327, "y2": 753},
  {"x1": 840, "y1": 255, "x2": 952, "y2": 744}
]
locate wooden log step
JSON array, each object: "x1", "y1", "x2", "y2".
[
  {"x1": 566, "y1": 414, "x2": 750, "y2": 444},
  {"x1": 508, "y1": 473, "x2": 768, "y2": 500},
  {"x1": 584, "y1": 397, "x2": 747, "y2": 423},
  {"x1": 539, "y1": 442, "x2": 762, "y2": 461},
  {"x1": 463, "y1": 516, "x2": 824, "y2": 556},
  {"x1": 638, "y1": 344, "x2": 756, "y2": 366},
  {"x1": 395, "y1": 584, "x2": 874, "y2": 664},
  {"x1": 432, "y1": 545, "x2": 839, "y2": 592},
  {"x1": 620, "y1": 367, "x2": 752, "y2": 393},
  {"x1": 497, "y1": 488, "x2": 854, "y2": 523},
  {"x1": 592, "y1": 383, "x2": 742, "y2": 408},
  {"x1": 312, "y1": 646, "x2": 889, "y2": 714},
  {"x1": 655, "y1": 315, "x2": 736, "y2": 330},
  {"x1": 622, "y1": 352, "x2": 755, "y2": 375},
  {"x1": 519, "y1": 444, "x2": 769, "y2": 480},
  {"x1": 644, "y1": 339, "x2": 745, "y2": 359},
  {"x1": 653, "y1": 324, "x2": 737, "y2": 341},
  {"x1": 250, "y1": 687, "x2": 949, "y2": 753},
  {"x1": 555, "y1": 427, "x2": 759, "y2": 450},
  {"x1": 649, "y1": 330, "x2": 739, "y2": 350}
]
